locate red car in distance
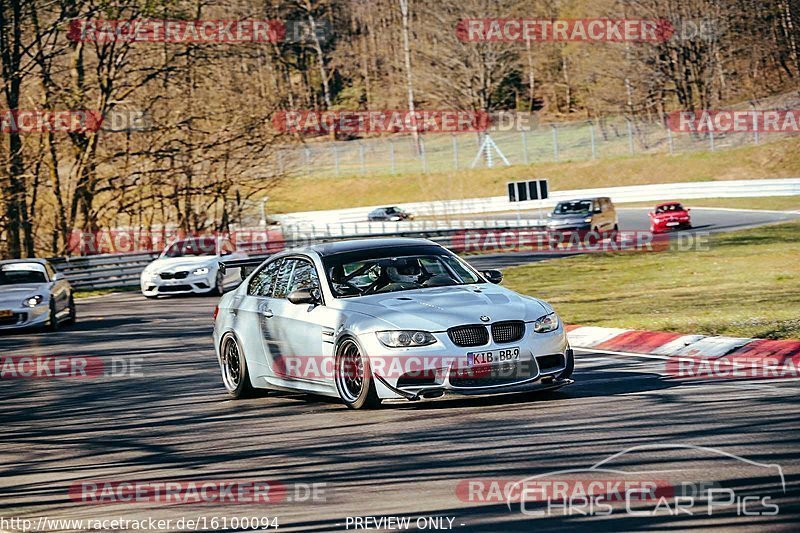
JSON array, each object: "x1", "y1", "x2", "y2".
[{"x1": 649, "y1": 202, "x2": 692, "y2": 233}]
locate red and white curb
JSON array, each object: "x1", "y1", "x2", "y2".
[{"x1": 566, "y1": 325, "x2": 800, "y2": 379}]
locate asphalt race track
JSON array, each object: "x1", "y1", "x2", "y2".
[
  {"x1": 470, "y1": 206, "x2": 800, "y2": 268},
  {"x1": 1, "y1": 206, "x2": 799, "y2": 532},
  {"x1": 1, "y1": 293, "x2": 799, "y2": 532}
]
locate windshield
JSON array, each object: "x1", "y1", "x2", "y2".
[
  {"x1": 162, "y1": 238, "x2": 218, "y2": 258},
  {"x1": 324, "y1": 252, "x2": 483, "y2": 297},
  {"x1": 553, "y1": 200, "x2": 592, "y2": 215},
  {"x1": 656, "y1": 204, "x2": 684, "y2": 213},
  {"x1": 0, "y1": 264, "x2": 48, "y2": 285}
]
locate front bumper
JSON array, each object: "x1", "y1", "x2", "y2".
[
  {"x1": 545, "y1": 225, "x2": 592, "y2": 242},
  {"x1": 360, "y1": 326, "x2": 572, "y2": 401},
  {"x1": 374, "y1": 370, "x2": 574, "y2": 401},
  {"x1": 547, "y1": 223, "x2": 591, "y2": 232},
  {"x1": 652, "y1": 219, "x2": 690, "y2": 232},
  {"x1": 140, "y1": 275, "x2": 215, "y2": 296},
  {"x1": 0, "y1": 304, "x2": 49, "y2": 330}
]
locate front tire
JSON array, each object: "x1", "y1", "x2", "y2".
[
  {"x1": 63, "y1": 294, "x2": 76, "y2": 325},
  {"x1": 47, "y1": 299, "x2": 59, "y2": 331},
  {"x1": 609, "y1": 224, "x2": 620, "y2": 242},
  {"x1": 211, "y1": 270, "x2": 224, "y2": 296},
  {"x1": 220, "y1": 334, "x2": 255, "y2": 399},
  {"x1": 334, "y1": 337, "x2": 381, "y2": 409}
]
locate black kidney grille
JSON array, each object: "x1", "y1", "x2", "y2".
[
  {"x1": 160, "y1": 271, "x2": 189, "y2": 280},
  {"x1": 491, "y1": 321, "x2": 525, "y2": 343},
  {"x1": 448, "y1": 325, "x2": 490, "y2": 347}
]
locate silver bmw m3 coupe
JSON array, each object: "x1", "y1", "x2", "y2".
[{"x1": 213, "y1": 238, "x2": 573, "y2": 409}]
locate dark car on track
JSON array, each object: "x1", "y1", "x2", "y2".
[
  {"x1": 545, "y1": 197, "x2": 619, "y2": 237},
  {"x1": 368, "y1": 206, "x2": 414, "y2": 222}
]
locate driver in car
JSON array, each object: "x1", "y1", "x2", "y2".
[{"x1": 386, "y1": 258, "x2": 422, "y2": 285}]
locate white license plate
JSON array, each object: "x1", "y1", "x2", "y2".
[
  {"x1": 666, "y1": 221, "x2": 680, "y2": 227},
  {"x1": 0, "y1": 310, "x2": 12, "y2": 318},
  {"x1": 467, "y1": 347, "x2": 520, "y2": 366}
]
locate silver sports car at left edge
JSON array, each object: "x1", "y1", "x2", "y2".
[
  {"x1": 213, "y1": 238, "x2": 574, "y2": 409},
  {"x1": 0, "y1": 259, "x2": 75, "y2": 331}
]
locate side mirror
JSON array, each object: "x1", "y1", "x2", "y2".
[
  {"x1": 482, "y1": 270, "x2": 503, "y2": 284},
  {"x1": 53, "y1": 272, "x2": 64, "y2": 281},
  {"x1": 288, "y1": 287, "x2": 321, "y2": 305},
  {"x1": 593, "y1": 207, "x2": 602, "y2": 214},
  {"x1": 648, "y1": 212, "x2": 655, "y2": 217}
]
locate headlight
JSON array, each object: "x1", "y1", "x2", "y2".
[
  {"x1": 376, "y1": 330, "x2": 436, "y2": 347},
  {"x1": 533, "y1": 312, "x2": 559, "y2": 333},
  {"x1": 23, "y1": 295, "x2": 44, "y2": 308},
  {"x1": 193, "y1": 267, "x2": 210, "y2": 276},
  {"x1": 583, "y1": 217, "x2": 593, "y2": 223}
]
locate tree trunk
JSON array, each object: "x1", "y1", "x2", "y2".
[{"x1": 398, "y1": 0, "x2": 420, "y2": 152}]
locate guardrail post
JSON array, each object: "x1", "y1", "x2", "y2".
[
  {"x1": 420, "y1": 137, "x2": 428, "y2": 173},
  {"x1": 709, "y1": 129, "x2": 715, "y2": 151},
  {"x1": 551, "y1": 125, "x2": 559, "y2": 162},
  {"x1": 304, "y1": 146, "x2": 311, "y2": 174},
  {"x1": 589, "y1": 121, "x2": 597, "y2": 159},
  {"x1": 359, "y1": 142, "x2": 366, "y2": 175}
]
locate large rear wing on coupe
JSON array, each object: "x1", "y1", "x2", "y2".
[{"x1": 219, "y1": 256, "x2": 270, "y2": 280}]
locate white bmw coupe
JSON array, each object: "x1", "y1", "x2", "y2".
[
  {"x1": 213, "y1": 238, "x2": 573, "y2": 409},
  {"x1": 140, "y1": 236, "x2": 246, "y2": 298}
]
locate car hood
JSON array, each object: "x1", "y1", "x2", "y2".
[
  {"x1": 145, "y1": 256, "x2": 218, "y2": 272},
  {"x1": 0, "y1": 284, "x2": 49, "y2": 305},
  {"x1": 336, "y1": 284, "x2": 549, "y2": 331}
]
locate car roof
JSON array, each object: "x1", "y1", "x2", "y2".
[
  {"x1": 657, "y1": 201, "x2": 682, "y2": 206},
  {"x1": 557, "y1": 197, "x2": 609, "y2": 203},
  {"x1": 307, "y1": 237, "x2": 439, "y2": 257},
  {"x1": 0, "y1": 258, "x2": 50, "y2": 266}
]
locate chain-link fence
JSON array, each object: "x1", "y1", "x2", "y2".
[{"x1": 274, "y1": 93, "x2": 800, "y2": 178}]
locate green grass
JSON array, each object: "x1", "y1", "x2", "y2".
[
  {"x1": 268, "y1": 137, "x2": 800, "y2": 213},
  {"x1": 502, "y1": 221, "x2": 800, "y2": 340},
  {"x1": 74, "y1": 286, "x2": 138, "y2": 299}
]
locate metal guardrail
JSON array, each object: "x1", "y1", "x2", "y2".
[
  {"x1": 51, "y1": 225, "x2": 536, "y2": 290},
  {"x1": 275, "y1": 178, "x2": 800, "y2": 225},
  {"x1": 48, "y1": 178, "x2": 800, "y2": 291},
  {"x1": 49, "y1": 252, "x2": 159, "y2": 290}
]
